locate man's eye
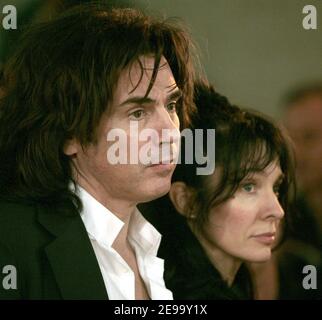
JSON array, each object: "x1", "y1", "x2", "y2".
[
  {"x1": 242, "y1": 183, "x2": 255, "y2": 193},
  {"x1": 166, "y1": 102, "x2": 177, "y2": 113},
  {"x1": 129, "y1": 109, "x2": 145, "y2": 120}
]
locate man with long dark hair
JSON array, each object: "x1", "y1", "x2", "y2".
[{"x1": 0, "y1": 4, "x2": 196, "y2": 299}]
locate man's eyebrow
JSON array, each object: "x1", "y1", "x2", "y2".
[
  {"x1": 119, "y1": 96, "x2": 154, "y2": 107},
  {"x1": 118, "y1": 88, "x2": 182, "y2": 107}
]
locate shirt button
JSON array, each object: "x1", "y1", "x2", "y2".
[{"x1": 121, "y1": 266, "x2": 129, "y2": 274}]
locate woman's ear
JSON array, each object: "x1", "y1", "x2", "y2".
[
  {"x1": 63, "y1": 138, "x2": 79, "y2": 156},
  {"x1": 169, "y1": 182, "x2": 194, "y2": 218}
]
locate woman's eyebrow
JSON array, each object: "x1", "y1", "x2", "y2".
[{"x1": 242, "y1": 169, "x2": 285, "y2": 180}]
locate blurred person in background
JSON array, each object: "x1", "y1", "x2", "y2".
[{"x1": 282, "y1": 83, "x2": 322, "y2": 251}]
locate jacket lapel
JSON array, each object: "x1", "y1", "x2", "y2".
[{"x1": 37, "y1": 203, "x2": 108, "y2": 300}]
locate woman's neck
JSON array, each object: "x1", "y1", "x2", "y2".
[{"x1": 190, "y1": 224, "x2": 242, "y2": 287}]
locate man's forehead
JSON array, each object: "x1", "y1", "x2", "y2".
[
  {"x1": 137, "y1": 55, "x2": 168, "y2": 70},
  {"x1": 115, "y1": 56, "x2": 177, "y2": 98}
]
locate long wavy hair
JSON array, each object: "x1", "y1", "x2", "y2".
[{"x1": 0, "y1": 4, "x2": 197, "y2": 214}]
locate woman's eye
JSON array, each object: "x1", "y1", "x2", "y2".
[
  {"x1": 273, "y1": 185, "x2": 281, "y2": 197},
  {"x1": 129, "y1": 109, "x2": 145, "y2": 120},
  {"x1": 242, "y1": 183, "x2": 255, "y2": 193},
  {"x1": 166, "y1": 102, "x2": 177, "y2": 113}
]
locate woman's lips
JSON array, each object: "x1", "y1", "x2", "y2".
[{"x1": 251, "y1": 233, "x2": 276, "y2": 245}]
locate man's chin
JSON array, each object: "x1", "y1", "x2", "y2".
[{"x1": 139, "y1": 181, "x2": 172, "y2": 203}]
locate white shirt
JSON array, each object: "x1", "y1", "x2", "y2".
[{"x1": 75, "y1": 185, "x2": 173, "y2": 300}]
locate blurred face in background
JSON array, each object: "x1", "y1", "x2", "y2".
[{"x1": 284, "y1": 94, "x2": 322, "y2": 193}]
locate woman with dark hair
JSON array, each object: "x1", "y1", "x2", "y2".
[{"x1": 142, "y1": 80, "x2": 296, "y2": 299}]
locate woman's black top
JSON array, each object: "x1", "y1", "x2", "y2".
[{"x1": 147, "y1": 204, "x2": 253, "y2": 300}]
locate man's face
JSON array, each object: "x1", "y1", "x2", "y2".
[
  {"x1": 284, "y1": 94, "x2": 322, "y2": 193},
  {"x1": 69, "y1": 56, "x2": 181, "y2": 209}
]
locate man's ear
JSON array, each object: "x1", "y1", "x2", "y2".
[
  {"x1": 63, "y1": 138, "x2": 79, "y2": 156},
  {"x1": 169, "y1": 181, "x2": 194, "y2": 218}
]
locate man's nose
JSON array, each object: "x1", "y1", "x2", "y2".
[
  {"x1": 155, "y1": 105, "x2": 180, "y2": 131},
  {"x1": 152, "y1": 106, "x2": 180, "y2": 142},
  {"x1": 151, "y1": 107, "x2": 180, "y2": 161}
]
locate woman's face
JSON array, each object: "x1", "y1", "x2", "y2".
[{"x1": 198, "y1": 161, "x2": 285, "y2": 263}]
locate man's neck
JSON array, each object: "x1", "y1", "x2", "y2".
[
  {"x1": 74, "y1": 175, "x2": 151, "y2": 300},
  {"x1": 112, "y1": 222, "x2": 132, "y2": 252},
  {"x1": 76, "y1": 177, "x2": 137, "y2": 222}
]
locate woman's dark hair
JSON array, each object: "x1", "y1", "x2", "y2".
[
  {"x1": 172, "y1": 80, "x2": 296, "y2": 233},
  {"x1": 0, "y1": 4, "x2": 197, "y2": 213}
]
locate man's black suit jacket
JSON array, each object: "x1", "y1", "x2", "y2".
[{"x1": 0, "y1": 198, "x2": 109, "y2": 299}]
